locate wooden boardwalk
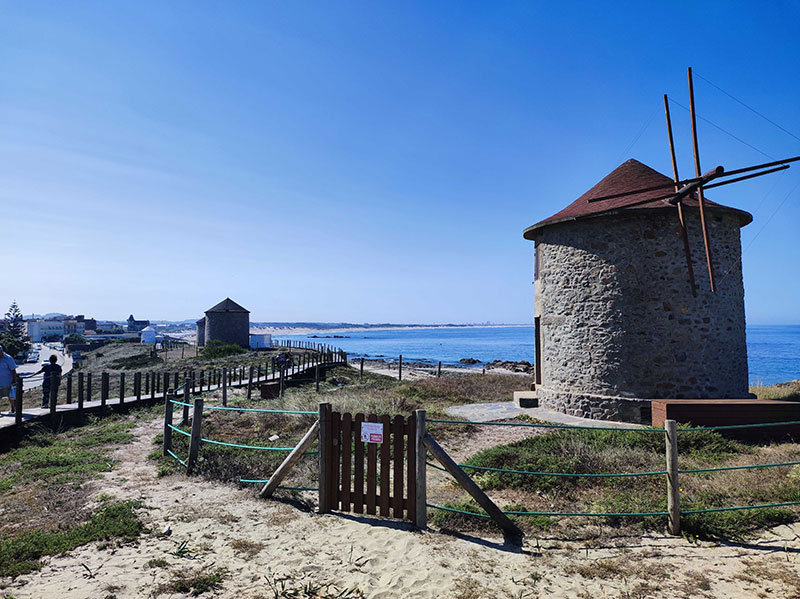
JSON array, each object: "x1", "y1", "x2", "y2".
[{"x1": 0, "y1": 354, "x2": 344, "y2": 437}]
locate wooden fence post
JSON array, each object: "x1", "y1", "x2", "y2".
[
  {"x1": 279, "y1": 365, "x2": 285, "y2": 397},
  {"x1": 315, "y1": 364, "x2": 320, "y2": 393},
  {"x1": 78, "y1": 372, "x2": 85, "y2": 414},
  {"x1": 187, "y1": 397, "x2": 203, "y2": 474},
  {"x1": 86, "y1": 373, "x2": 93, "y2": 405},
  {"x1": 247, "y1": 366, "x2": 254, "y2": 401},
  {"x1": 665, "y1": 419, "x2": 681, "y2": 536},
  {"x1": 318, "y1": 402, "x2": 331, "y2": 514},
  {"x1": 360, "y1": 357, "x2": 364, "y2": 379},
  {"x1": 119, "y1": 373, "x2": 125, "y2": 407},
  {"x1": 163, "y1": 373, "x2": 170, "y2": 400},
  {"x1": 101, "y1": 372, "x2": 109, "y2": 411},
  {"x1": 437, "y1": 361, "x2": 442, "y2": 377},
  {"x1": 183, "y1": 378, "x2": 191, "y2": 423},
  {"x1": 66, "y1": 374, "x2": 73, "y2": 404},
  {"x1": 145, "y1": 373, "x2": 150, "y2": 396},
  {"x1": 415, "y1": 409, "x2": 427, "y2": 529},
  {"x1": 14, "y1": 378, "x2": 23, "y2": 426},
  {"x1": 163, "y1": 391, "x2": 174, "y2": 457},
  {"x1": 398, "y1": 355, "x2": 403, "y2": 381},
  {"x1": 222, "y1": 368, "x2": 228, "y2": 406},
  {"x1": 135, "y1": 372, "x2": 142, "y2": 403},
  {"x1": 150, "y1": 372, "x2": 156, "y2": 402}
]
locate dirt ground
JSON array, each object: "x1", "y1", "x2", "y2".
[{"x1": 3, "y1": 416, "x2": 800, "y2": 599}]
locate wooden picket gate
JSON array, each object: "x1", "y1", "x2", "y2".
[{"x1": 319, "y1": 404, "x2": 418, "y2": 522}]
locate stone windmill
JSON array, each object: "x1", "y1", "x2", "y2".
[{"x1": 523, "y1": 68, "x2": 799, "y2": 423}]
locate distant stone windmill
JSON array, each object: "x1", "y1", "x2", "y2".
[{"x1": 523, "y1": 68, "x2": 799, "y2": 423}]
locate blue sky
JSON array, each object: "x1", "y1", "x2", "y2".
[{"x1": 1, "y1": 2, "x2": 798, "y2": 324}]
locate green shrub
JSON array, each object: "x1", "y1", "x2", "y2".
[
  {"x1": 202, "y1": 340, "x2": 246, "y2": 360},
  {"x1": 0, "y1": 501, "x2": 143, "y2": 577}
]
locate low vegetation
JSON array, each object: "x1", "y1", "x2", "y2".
[
  {"x1": 0, "y1": 500, "x2": 143, "y2": 577},
  {"x1": 0, "y1": 411, "x2": 151, "y2": 578},
  {"x1": 452, "y1": 425, "x2": 800, "y2": 539},
  {"x1": 154, "y1": 366, "x2": 800, "y2": 540},
  {"x1": 201, "y1": 340, "x2": 247, "y2": 359}
]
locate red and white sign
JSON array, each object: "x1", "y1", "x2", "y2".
[{"x1": 360, "y1": 422, "x2": 384, "y2": 444}]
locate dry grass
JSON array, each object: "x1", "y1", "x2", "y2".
[{"x1": 752, "y1": 381, "x2": 800, "y2": 401}]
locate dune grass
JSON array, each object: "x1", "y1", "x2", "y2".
[
  {"x1": 0, "y1": 500, "x2": 143, "y2": 577},
  {"x1": 458, "y1": 425, "x2": 800, "y2": 539}
]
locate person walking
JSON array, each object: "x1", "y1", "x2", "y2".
[
  {"x1": 31, "y1": 355, "x2": 62, "y2": 409},
  {"x1": 0, "y1": 344, "x2": 18, "y2": 414}
]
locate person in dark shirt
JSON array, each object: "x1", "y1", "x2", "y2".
[{"x1": 31, "y1": 355, "x2": 62, "y2": 408}]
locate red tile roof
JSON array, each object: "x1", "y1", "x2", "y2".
[{"x1": 523, "y1": 159, "x2": 752, "y2": 239}]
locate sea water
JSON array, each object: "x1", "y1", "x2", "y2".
[{"x1": 281, "y1": 325, "x2": 800, "y2": 386}]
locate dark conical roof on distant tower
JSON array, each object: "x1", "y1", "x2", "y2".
[
  {"x1": 523, "y1": 159, "x2": 752, "y2": 239},
  {"x1": 205, "y1": 298, "x2": 250, "y2": 313}
]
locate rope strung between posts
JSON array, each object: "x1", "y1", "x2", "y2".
[
  {"x1": 456, "y1": 462, "x2": 668, "y2": 478},
  {"x1": 202, "y1": 405, "x2": 316, "y2": 415},
  {"x1": 425, "y1": 503, "x2": 670, "y2": 518},
  {"x1": 167, "y1": 449, "x2": 187, "y2": 468},
  {"x1": 427, "y1": 418, "x2": 663, "y2": 432},
  {"x1": 680, "y1": 459, "x2": 800, "y2": 474},
  {"x1": 239, "y1": 479, "x2": 316, "y2": 492},
  {"x1": 168, "y1": 424, "x2": 191, "y2": 437},
  {"x1": 681, "y1": 501, "x2": 800, "y2": 514},
  {"x1": 428, "y1": 417, "x2": 800, "y2": 433},
  {"x1": 199, "y1": 437, "x2": 317, "y2": 452}
]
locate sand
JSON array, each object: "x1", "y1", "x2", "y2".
[{"x1": 5, "y1": 419, "x2": 800, "y2": 599}]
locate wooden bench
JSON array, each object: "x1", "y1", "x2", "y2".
[{"x1": 651, "y1": 399, "x2": 800, "y2": 439}]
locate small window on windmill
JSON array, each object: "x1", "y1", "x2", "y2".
[{"x1": 534, "y1": 242, "x2": 540, "y2": 281}]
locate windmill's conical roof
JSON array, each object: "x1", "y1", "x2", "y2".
[
  {"x1": 523, "y1": 159, "x2": 752, "y2": 239},
  {"x1": 205, "y1": 298, "x2": 250, "y2": 314}
]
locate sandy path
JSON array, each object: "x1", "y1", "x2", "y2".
[{"x1": 5, "y1": 418, "x2": 800, "y2": 598}]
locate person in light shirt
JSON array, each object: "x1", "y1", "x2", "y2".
[{"x1": 0, "y1": 344, "x2": 19, "y2": 414}]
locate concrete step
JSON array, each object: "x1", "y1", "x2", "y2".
[{"x1": 513, "y1": 390, "x2": 538, "y2": 408}]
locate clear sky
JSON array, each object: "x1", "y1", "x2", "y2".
[{"x1": 2, "y1": 2, "x2": 798, "y2": 324}]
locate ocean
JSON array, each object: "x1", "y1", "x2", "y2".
[{"x1": 280, "y1": 325, "x2": 800, "y2": 386}]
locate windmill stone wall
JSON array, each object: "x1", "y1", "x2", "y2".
[{"x1": 525, "y1": 159, "x2": 752, "y2": 424}]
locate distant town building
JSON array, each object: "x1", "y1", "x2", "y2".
[
  {"x1": 127, "y1": 314, "x2": 150, "y2": 332},
  {"x1": 140, "y1": 326, "x2": 157, "y2": 344},
  {"x1": 76, "y1": 315, "x2": 97, "y2": 333},
  {"x1": 95, "y1": 321, "x2": 121, "y2": 333},
  {"x1": 196, "y1": 298, "x2": 250, "y2": 348},
  {"x1": 63, "y1": 319, "x2": 86, "y2": 336},
  {"x1": 26, "y1": 319, "x2": 66, "y2": 342},
  {"x1": 249, "y1": 333, "x2": 272, "y2": 349}
]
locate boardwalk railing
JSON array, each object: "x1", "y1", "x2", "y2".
[{"x1": 4, "y1": 343, "x2": 347, "y2": 433}]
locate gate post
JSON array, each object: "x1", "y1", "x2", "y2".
[
  {"x1": 415, "y1": 409, "x2": 427, "y2": 529},
  {"x1": 318, "y1": 402, "x2": 332, "y2": 514}
]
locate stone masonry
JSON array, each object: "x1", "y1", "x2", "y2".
[{"x1": 531, "y1": 208, "x2": 749, "y2": 423}]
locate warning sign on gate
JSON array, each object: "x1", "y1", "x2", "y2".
[{"x1": 360, "y1": 422, "x2": 384, "y2": 444}]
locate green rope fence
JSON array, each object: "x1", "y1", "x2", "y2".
[{"x1": 426, "y1": 418, "x2": 663, "y2": 432}]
